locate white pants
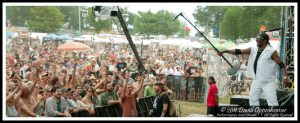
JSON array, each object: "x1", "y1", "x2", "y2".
[{"x1": 249, "y1": 79, "x2": 279, "y2": 106}]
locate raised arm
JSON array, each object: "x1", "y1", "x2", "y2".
[
  {"x1": 6, "y1": 85, "x2": 21, "y2": 103},
  {"x1": 68, "y1": 63, "x2": 77, "y2": 88},
  {"x1": 29, "y1": 64, "x2": 42, "y2": 95},
  {"x1": 218, "y1": 47, "x2": 251, "y2": 56},
  {"x1": 120, "y1": 77, "x2": 128, "y2": 100},
  {"x1": 81, "y1": 73, "x2": 87, "y2": 84},
  {"x1": 132, "y1": 76, "x2": 144, "y2": 96}
]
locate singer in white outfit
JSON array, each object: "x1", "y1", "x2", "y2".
[{"x1": 218, "y1": 32, "x2": 289, "y2": 106}]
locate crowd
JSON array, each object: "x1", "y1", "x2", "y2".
[{"x1": 5, "y1": 37, "x2": 208, "y2": 117}]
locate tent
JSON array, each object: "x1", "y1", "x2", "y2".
[
  {"x1": 43, "y1": 33, "x2": 58, "y2": 41},
  {"x1": 56, "y1": 34, "x2": 72, "y2": 41}
]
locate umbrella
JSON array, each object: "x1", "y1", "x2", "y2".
[
  {"x1": 44, "y1": 33, "x2": 58, "y2": 41},
  {"x1": 57, "y1": 41, "x2": 91, "y2": 51}
]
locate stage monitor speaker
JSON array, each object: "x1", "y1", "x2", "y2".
[{"x1": 230, "y1": 95, "x2": 268, "y2": 106}]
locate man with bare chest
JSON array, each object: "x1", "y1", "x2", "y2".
[
  {"x1": 16, "y1": 63, "x2": 41, "y2": 117},
  {"x1": 17, "y1": 85, "x2": 38, "y2": 117}
]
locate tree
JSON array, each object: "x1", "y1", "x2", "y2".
[
  {"x1": 133, "y1": 10, "x2": 181, "y2": 39},
  {"x1": 27, "y1": 7, "x2": 64, "y2": 33},
  {"x1": 194, "y1": 6, "x2": 282, "y2": 42},
  {"x1": 155, "y1": 10, "x2": 180, "y2": 38},
  {"x1": 85, "y1": 8, "x2": 112, "y2": 33},
  {"x1": 220, "y1": 7, "x2": 242, "y2": 42},
  {"x1": 6, "y1": 6, "x2": 33, "y2": 27},
  {"x1": 177, "y1": 22, "x2": 189, "y2": 38},
  {"x1": 134, "y1": 10, "x2": 158, "y2": 38},
  {"x1": 193, "y1": 6, "x2": 229, "y2": 36},
  {"x1": 57, "y1": 6, "x2": 79, "y2": 31},
  {"x1": 221, "y1": 6, "x2": 282, "y2": 41}
]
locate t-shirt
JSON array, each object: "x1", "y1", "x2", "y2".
[
  {"x1": 207, "y1": 83, "x2": 218, "y2": 107},
  {"x1": 100, "y1": 91, "x2": 119, "y2": 106},
  {"x1": 152, "y1": 92, "x2": 170, "y2": 117},
  {"x1": 144, "y1": 86, "x2": 156, "y2": 97},
  {"x1": 120, "y1": 94, "x2": 138, "y2": 117}
]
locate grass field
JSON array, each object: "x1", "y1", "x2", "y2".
[{"x1": 178, "y1": 95, "x2": 232, "y2": 117}]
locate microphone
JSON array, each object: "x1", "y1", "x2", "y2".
[
  {"x1": 263, "y1": 28, "x2": 281, "y2": 32},
  {"x1": 173, "y1": 12, "x2": 182, "y2": 21}
]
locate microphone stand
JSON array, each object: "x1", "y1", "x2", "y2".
[{"x1": 175, "y1": 13, "x2": 240, "y2": 75}]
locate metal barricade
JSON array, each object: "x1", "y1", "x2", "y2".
[{"x1": 168, "y1": 76, "x2": 206, "y2": 102}]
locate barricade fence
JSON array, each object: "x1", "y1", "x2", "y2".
[
  {"x1": 70, "y1": 96, "x2": 155, "y2": 117},
  {"x1": 164, "y1": 76, "x2": 207, "y2": 102},
  {"x1": 70, "y1": 76, "x2": 207, "y2": 117}
]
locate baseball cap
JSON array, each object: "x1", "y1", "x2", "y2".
[{"x1": 256, "y1": 33, "x2": 269, "y2": 41}]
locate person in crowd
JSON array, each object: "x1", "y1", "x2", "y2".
[
  {"x1": 159, "y1": 76, "x2": 173, "y2": 97},
  {"x1": 144, "y1": 74, "x2": 156, "y2": 97},
  {"x1": 16, "y1": 64, "x2": 41, "y2": 117},
  {"x1": 6, "y1": 82, "x2": 22, "y2": 117},
  {"x1": 100, "y1": 83, "x2": 119, "y2": 106},
  {"x1": 81, "y1": 87, "x2": 96, "y2": 115},
  {"x1": 152, "y1": 82, "x2": 170, "y2": 117},
  {"x1": 159, "y1": 64, "x2": 174, "y2": 90},
  {"x1": 116, "y1": 57, "x2": 127, "y2": 74},
  {"x1": 45, "y1": 86, "x2": 71, "y2": 117},
  {"x1": 173, "y1": 66, "x2": 184, "y2": 99},
  {"x1": 120, "y1": 74, "x2": 144, "y2": 117}
]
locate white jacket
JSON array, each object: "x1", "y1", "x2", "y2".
[{"x1": 246, "y1": 45, "x2": 277, "y2": 82}]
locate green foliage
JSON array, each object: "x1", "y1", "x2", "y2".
[
  {"x1": 193, "y1": 6, "x2": 229, "y2": 36},
  {"x1": 27, "y1": 7, "x2": 64, "y2": 33},
  {"x1": 133, "y1": 10, "x2": 181, "y2": 38},
  {"x1": 177, "y1": 22, "x2": 189, "y2": 37},
  {"x1": 220, "y1": 7, "x2": 242, "y2": 41},
  {"x1": 134, "y1": 10, "x2": 158, "y2": 38},
  {"x1": 85, "y1": 8, "x2": 112, "y2": 33},
  {"x1": 6, "y1": 6, "x2": 32, "y2": 27},
  {"x1": 57, "y1": 6, "x2": 79, "y2": 31},
  {"x1": 194, "y1": 6, "x2": 282, "y2": 42}
]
